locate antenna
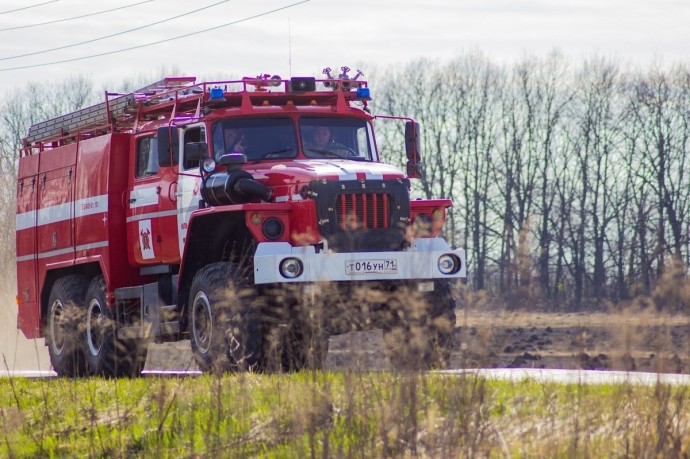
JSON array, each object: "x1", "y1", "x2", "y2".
[{"x1": 288, "y1": 17, "x2": 292, "y2": 77}]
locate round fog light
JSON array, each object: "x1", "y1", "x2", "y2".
[
  {"x1": 262, "y1": 217, "x2": 284, "y2": 240},
  {"x1": 279, "y1": 258, "x2": 303, "y2": 279},
  {"x1": 438, "y1": 254, "x2": 459, "y2": 275}
]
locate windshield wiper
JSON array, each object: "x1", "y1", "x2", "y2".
[{"x1": 255, "y1": 147, "x2": 294, "y2": 160}]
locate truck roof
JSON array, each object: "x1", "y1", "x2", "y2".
[{"x1": 22, "y1": 74, "x2": 370, "y2": 154}]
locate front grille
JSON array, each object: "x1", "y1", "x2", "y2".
[
  {"x1": 308, "y1": 178, "x2": 410, "y2": 252},
  {"x1": 335, "y1": 193, "x2": 390, "y2": 230}
]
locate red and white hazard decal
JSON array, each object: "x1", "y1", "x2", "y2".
[{"x1": 138, "y1": 219, "x2": 155, "y2": 259}]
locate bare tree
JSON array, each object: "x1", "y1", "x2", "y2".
[
  {"x1": 568, "y1": 56, "x2": 624, "y2": 302},
  {"x1": 0, "y1": 76, "x2": 96, "y2": 267},
  {"x1": 625, "y1": 62, "x2": 690, "y2": 294},
  {"x1": 443, "y1": 53, "x2": 503, "y2": 289},
  {"x1": 493, "y1": 52, "x2": 571, "y2": 303}
]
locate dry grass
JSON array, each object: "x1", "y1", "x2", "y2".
[
  {"x1": 2, "y1": 371, "x2": 690, "y2": 457},
  {"x1": 4, "y1": 266, "x2": 690, "y2": 456}
]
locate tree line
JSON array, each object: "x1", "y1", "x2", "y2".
[
  {"x1": 2, "y1": 56, "x2": 689, "y2": 310},
  {"x1": 375, "y1": 52, "x2": 690, "y2": 310}
]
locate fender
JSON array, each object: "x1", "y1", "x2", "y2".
[
  {"x1": 33, "y1": 260, "x2": 103, "y2": 339},
  {"x1": 177, "y1": 205, "x2": 252, "y2": 309},
  {"x1": 176, "y1": 201, "x2": 300, "y2": 308}
]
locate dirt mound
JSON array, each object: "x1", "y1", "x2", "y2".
[{"x1": 451, "y1": 309, "x2": 690, "y2": 374}]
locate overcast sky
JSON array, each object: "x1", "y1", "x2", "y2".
[{"x1": 0, "y1": 0, "x2": 688, "y2": 91}]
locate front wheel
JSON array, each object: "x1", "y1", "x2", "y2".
[
  {"x1": 383, "y1": 281, "x2": 457, "y2": 370},
  {"x1": 188, "y1": 262, "x2": 261, "y2": 374},
  {"x1": 258, "y1": 285, "x2": 328, "y2": 373},
  {"x1": 262, "y1": 313, "x2": 329, "y2": 372}
]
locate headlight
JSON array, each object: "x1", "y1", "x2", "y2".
[
  {"x1": 279, "y1": 258, "x2": 303, "y2": 279},
  {"x1": 262, "y1": 217, "x2": 284, "y2": 240},
  {"x1": 201, "y1": 158, "x2": 217, "y2": 173},
  {"x1": 438, "y1": 254, "x2": 460, "y2": 275}
]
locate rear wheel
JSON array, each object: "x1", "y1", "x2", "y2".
[
  {"x1": 383, "y1": 281, "x2": 456, "y2": 370},
  {"x1": 46, "y1": 275, "x2": 88, "y2": 377},
  {"x1": 188, "y1": 262, "x2": 261, "y2": 374},
  {"x1": 83, "y1": 276, "x2": 147, "y2": 377}
]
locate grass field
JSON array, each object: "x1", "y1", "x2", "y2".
[
  {"x1": 1, "y1": 371, "x2": 689, "y2": 457},
  {"x1": 4, "y1": 281, "x2": 690, "y2": 457}
]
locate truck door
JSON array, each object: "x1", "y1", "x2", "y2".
[
  {"x1": 176, "y1": 124, "x2": 206, "y2": 256},
  {"x1": 126, "y1": 133, "x2": 180, "y2": 265}
]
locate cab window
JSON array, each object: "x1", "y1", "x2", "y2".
[
  {"x1": 136, "y1": 137, "x2": 159, "y2": 178},
  {"x1": 300, "y1": 117, "x2": 374, "y2": 160},
  {"x1": 211, "y1": 118, "x2": 297, "y2": 161}
]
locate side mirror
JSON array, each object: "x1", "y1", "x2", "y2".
[
  {"x1": 157, "y1": 126, "x2": 179, "y2": 167},
  {"x1": 184, "y1": 142, "x2": 208, "y2": 169},
  {"x1": 406, "y1": 161, "x2": 423, "y2": 178},
  {"x1": 405, "y1": 121, "x2": 422, "y2": 178}
]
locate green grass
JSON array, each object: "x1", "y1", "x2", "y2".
[{"x1": 1, "y1": 372, "x2": 689, "y2": 457}]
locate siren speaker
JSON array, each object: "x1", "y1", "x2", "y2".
[{"x1": 289, "y1": 77, "x2": 316, "y2": 92}]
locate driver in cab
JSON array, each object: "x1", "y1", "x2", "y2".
[
  {"x1": 303, "y1": 126, "x2": 354, "y2": 158},
  {"x1": 223, "y1": 128, "x2": 246, "y2": 154}
]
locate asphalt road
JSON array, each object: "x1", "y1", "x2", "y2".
[{"x1": 4, "y1": 368, "x2": 690, "y2": 386}]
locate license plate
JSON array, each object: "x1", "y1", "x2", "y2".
[{"x1": 345, "y1": 259, "x2": 398, "y2": 275}]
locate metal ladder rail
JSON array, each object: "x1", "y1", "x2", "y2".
[{"x1": 25, "y1": 77, "x2": 199, "y2": 146}]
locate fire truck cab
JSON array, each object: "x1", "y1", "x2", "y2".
[{"x1": 15, "y1": 71, "x2": 466, "y2": 377}]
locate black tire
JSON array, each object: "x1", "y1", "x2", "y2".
[
  {"x1": 83, "y1": 276, "x2": 147, "y2": 377},
  {"x1": 188, "y1": 262, "x2": 261, "y2": 374},
  {"x1": 383, "y1": 280, "x2": 456, "y2": 371},
  {"x1": 46, "y1": 275, "x2": 89, "y2": 377},
  {"x1": 262, "y1": 314, "x2": 328, "y2": 372},
  {"x1": 283, "y1": 322, "x2": 329, "y2": 372}
]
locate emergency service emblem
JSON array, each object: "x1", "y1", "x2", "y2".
[{"x1": 138, "y1": 220, "x2": 155, "y2": 259}]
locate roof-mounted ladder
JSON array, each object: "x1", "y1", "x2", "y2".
[{"x1": 24, "y1": 76, "x2": 197, "y2": 145}]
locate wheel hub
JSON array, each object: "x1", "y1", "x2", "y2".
[
  {"x1": 192, "y1": 292, "x2": 213, "y2": 354},
  {"x1": 49, "y1": 300, "x2": 66, "y2": 355},
  {"x1": 86, "y1": 298, "x2": 104, "y2": 356}
]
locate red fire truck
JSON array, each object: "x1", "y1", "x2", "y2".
[{"x1": 15, "y1": 69, "x2": 466, "y2": 377}]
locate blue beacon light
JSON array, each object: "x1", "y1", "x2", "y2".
[
  {"x1": 356, "y1": 87, "x2": 371, "y2": 100},
  {"x1": 209, "y1": 87, "x2": 225, "y2": 100}
]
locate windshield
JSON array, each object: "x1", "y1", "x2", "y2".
[
  {"x1": 300, "y1": 117, "x2": 375, "y2": 160},
  {"x1": 212, "y1": 118, "x2": 297, "y2": 161}
]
